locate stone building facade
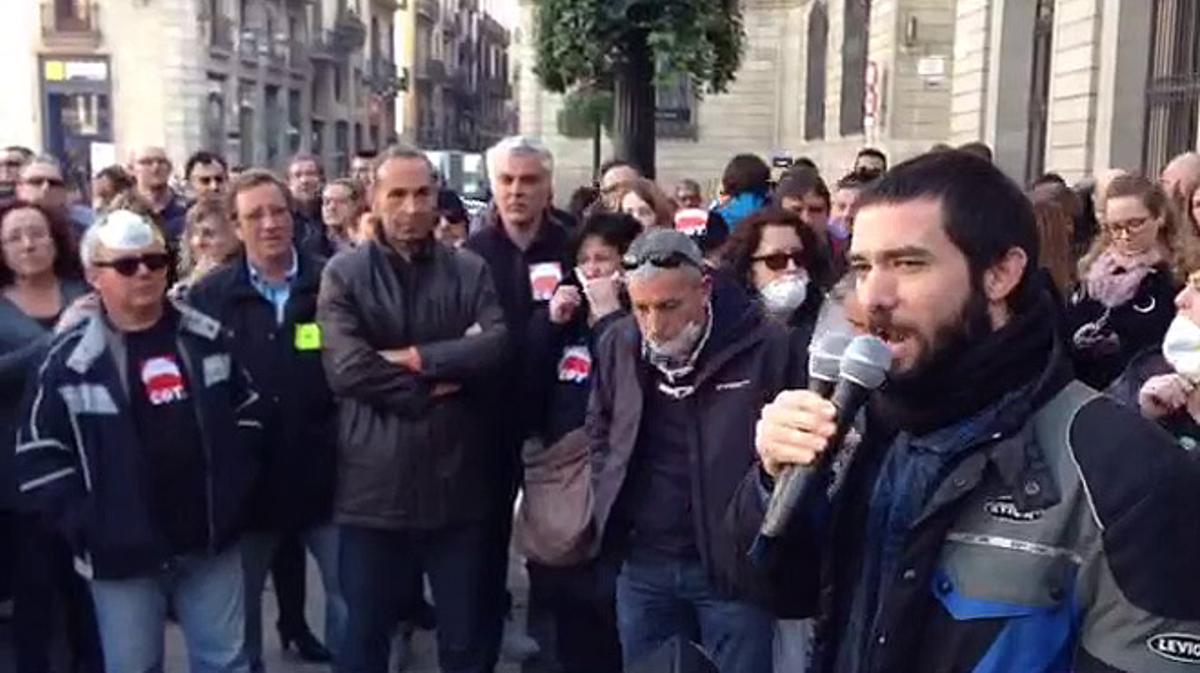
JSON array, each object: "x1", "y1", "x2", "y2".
[
  {"x1": 3, "y1": 0, "x2": 402, "y2": 182},
  {"x1": 514, "y1": 0, "x2": 1200, "y2": 200}
]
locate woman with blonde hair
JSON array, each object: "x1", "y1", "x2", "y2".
[
  {"x1": 174, "y1": 196, "x2": 241, "y2": 294},
  {"x1": 1066, "y1": 174, "x2": 1199, "y2": 388}
]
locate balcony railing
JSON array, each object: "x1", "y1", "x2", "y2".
[
  {"x1": 331, "y1": 8, "x2": 366, "y2": 53},
  {"x1": 41, "y1": 1, "x2": 101, "y2": 47},
  {"x1": 428, "y1": 58, "x2": 447, "y2": 82}
]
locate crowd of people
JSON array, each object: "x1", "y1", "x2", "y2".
[{"x1": 0, "y1": 131, "x2": 1199, "y2": 673}]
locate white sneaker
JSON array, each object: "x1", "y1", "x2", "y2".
[{"x1": 501, "y1": 621, "x2": 541, "y2": 662}]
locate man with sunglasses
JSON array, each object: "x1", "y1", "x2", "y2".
[
  {"x1": 587, "y1": 228, "x2": 802, "y2": 672},
  {"x1": 0, "y1": 145, "x2": 33, "y2": 199},
  {"x1": 16, "y1": 209, "x2": 265, "y2": 672},
  {"x1": 17, "y1": 155, "x2": 95, "y2": 234},
  {"x1": 132, "y1": 146, "x2": 188, "y2": 243}
]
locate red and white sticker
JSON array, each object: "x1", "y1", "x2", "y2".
[
  {"x1": 557, "y1": 346, "x2": 592, "y2": 383},
  {"x1": 529, "y1": 262, "x2": 563, "y2": 302},
  {"x1": 140, "y1": 355, "x2": 189, "y2": 406},
  {"x1": 674, "y1": 208, "x2": 709, "y2": 237}
]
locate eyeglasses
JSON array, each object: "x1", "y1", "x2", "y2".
[
  {"x1": 621, "y1": 250, "x2": 700, "y2": 271},
  {"x1": 93, "y1": 253, "x2": 171, "y2": 277},
  {"x1": 21, "y1": 176, "x2": 65, "y2": 188},
  {"x1": 1106, "y1": 217, "x2": 1152, "y2": 239},
  {"x1": 751, "y1": 250, "x2": 805, "y2": 272}
]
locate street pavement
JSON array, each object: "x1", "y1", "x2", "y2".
[{"x1": 0, "y1": 554, "x2": 531, "y2": 673}]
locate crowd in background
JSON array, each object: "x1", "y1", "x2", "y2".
[{"x1": 0, "y1": 130, "x2": 1199, "y2": 673}]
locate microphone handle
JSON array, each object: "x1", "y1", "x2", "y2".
[{"x1": 759, "y1": 381, "x2": 869, "y2": 539}]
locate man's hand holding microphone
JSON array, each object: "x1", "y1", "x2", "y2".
[{"x1": 755, "y1": 334, "x2": 891, "y2": 540}]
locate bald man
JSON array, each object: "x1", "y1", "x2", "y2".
[
  {"x1": 131, "y1": 146, "x2": 188, "y2": 242},
  {"x1": 1161, "y1": 152, "x2": 1200, "y2": 216}
]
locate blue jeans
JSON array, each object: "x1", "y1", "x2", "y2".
[
  {"x1": 241, "y1": 525, "x2": 346, "y2": 670},
  {"x1": 339, "y1": 523, "x2": 492, "y2": 673},
  {"x1": 616, "y1": 551, "x2": 774, "y2": 673},
  {"x1": 88, "y1": 545, "x2": 248, "y2": 673}
]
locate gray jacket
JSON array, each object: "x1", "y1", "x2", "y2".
[
  {"x1": 317, "y1": 239, "x2": 507, "y2": 530},
  {"x1": 0, "y1": 280, "x2": 89, "y2": 507}
]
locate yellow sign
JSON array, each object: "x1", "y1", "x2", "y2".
[
  {"x1": 44, "y1": 61, "x2": 65, "y2": 82},
  {"x1": 294, "y1": 323, "x2": 322, "y2": 351}
]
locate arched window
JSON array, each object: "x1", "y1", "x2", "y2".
[
  {"x1": 840, "y1": 0, "x2": 870, "y2": 136},
  {"x1": 805, "y1": 2, "x2": 828, "y2": 140}
]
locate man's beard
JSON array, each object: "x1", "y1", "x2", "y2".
[{"x1": 873, "y1": 286, "x2": 993, "y2": 387}]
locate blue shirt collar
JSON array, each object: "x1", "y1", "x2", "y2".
[{"x1": 246, "y1": 248, "x2": 299, "y2": 288}]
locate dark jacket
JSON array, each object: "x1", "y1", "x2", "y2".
[
  {"x1": 15, "y1": 301, "x2": 264, "y2": 580},
  {"x1": 187, "y1": 251, "x2": 337, "y2": 531},
  {"x1": 317, "y1": 239, "x2": 508, "y2": 530},
  {"x1": 1108, "y1": 347, "x2": 1200, "y2": 451},
  {"x1": 526, "y1": 306, "x2": 626, "y2": 446},
  {"x1": 588, "y1": 278, "x2": 805, "y2": 604},
  {"x1": 465, "y1": 207, "x2": 574, "y2": 457},
  {"x1": 0, "y1": 279, "x2": 90, "y2": 508},
  {"x1": 1065, "y1": 263, "x2": 1178, "y2": 388},
  {"x1": 728, "y1": 335, "x2": 1200, "y2": 672}
]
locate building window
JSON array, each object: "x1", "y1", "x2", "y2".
[
  {"x1": 1025, "y1": 0, "x2": 1055, "y2": 184},
  {"x1": 1144, "y1": 0, "x2": 1200, "y2": 176},
  {"x1": 265, "y1": 85, "x2": 281, "y2": 167},
  {"x1": 334, "y1": 64, "x2": 345, "y2": 102},
  {"x1": 204, "y1": 74, "x2": 226, "y2": 152},
  {"x1": 288, "y1": 89, "x2": 302, "y2": 154},
  {"x1": 805, "y1": 2, "x2": 828, "y2": 140},
  {"x1": 656, "y1": 72, "x2": 697, "y2": 139},
  {"x1": 840, "y1": 0, "x2": 870, "y2": 136}
]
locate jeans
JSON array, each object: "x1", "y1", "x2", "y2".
[
  {"x1": 88, "y1": 545, "x2": 248, "y2": 673},
  {"x1": 339, "y1": 523, "x2": 492, "y2": 673},
  {"x1": 616, "y1": 550, "x2": 774, "y2": 673},
  {"x1": 241, "y1": 525, "x2": 346, "y2": 670}
]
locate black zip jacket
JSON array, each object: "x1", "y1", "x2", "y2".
[
  {"x1": 727, "y1": 335, "x2": 1200, "y2": 672},
  {"x1": 15, "y1": 301, "x2": 264, "y2": 580},
  {"x1": 317, "y1": 239, "x2": 508, "y2": 530},
  {"x1": 187, "y1": 251, "x2": 337, "y2": 531}
]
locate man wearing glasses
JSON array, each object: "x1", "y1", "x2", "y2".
[
  {"x1": 17, "y1": 155, "x2": 94, "y2": 234},
  {"x1": 16, "y1": 209, "x2": 264, "y2": 673},
  {"x1": 586, "y1": 228, "x2": 802, "y2": 672},
  {"x1": 132, "y1": 146, "x2": 188, "y2": 242},
  {"x1": 0, "y1": 146, "x2": 33, "y2": 199}
]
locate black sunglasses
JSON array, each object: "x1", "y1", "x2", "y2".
[
  {"x1": 94, "y1": 253, "x2": 171, "y2": 277},
  {"x1": 751, "y1": 250, "x2": 805, "y2": 272},
  {"x1": 621, "y1": 251, "x2": 699, "y2": 271}
]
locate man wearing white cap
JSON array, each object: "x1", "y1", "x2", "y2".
[{"x1": 15, "y1": 209, "x2": 265, "y2": 673}]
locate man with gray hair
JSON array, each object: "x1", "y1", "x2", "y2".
[
  {"x1": 586, "y1": 229, "x2": 801, "y2": 672},
  {"x1": 131, "y1": 146, "x2": 188, "y2": 242},
  {"x1": 1160, "y1": 151, "x2": 1200, "y2": 218},
  {"x1": 466, "y1": 135, "x2": 575, "y2": 662},
  {"x1": 17, "y1": 209, "x2": 264, "y2": 672}
]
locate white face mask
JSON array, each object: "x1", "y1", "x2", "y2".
[
  {"x1": 1163, "y1": 314, "x2": 1200, "y2": 381},
  {"x1": 760, "y1": 274, "x2": 809, "y2": 316}
]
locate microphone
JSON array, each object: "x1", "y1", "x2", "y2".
[
  {"x1": 759, "y1": 335, "x2": 892, "y2": 539},
  {"x1": 807, "y1": 334, "x2": 851, "y2": 398}
]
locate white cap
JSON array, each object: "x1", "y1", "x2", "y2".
[{"x1": 81, "y1": 209, "x2": 164, "y2": 267}]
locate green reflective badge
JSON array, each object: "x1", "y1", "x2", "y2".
[{"x1": 295, "y1": 323, "x2": 322, "y2": 351}]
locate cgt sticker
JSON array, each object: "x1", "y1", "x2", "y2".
[
  {"x1": 1147, "y1": 633, "x2": 1200, "y2": 664},
  {"x1": 984, "y1": 496, "x2": 1043, "y2": 523}
]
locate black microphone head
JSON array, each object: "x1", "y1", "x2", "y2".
[
  {"x1": 808, "y1": 333, "x2": 851, "y2": 383},
  {"x1": 839, "y1": 335, "x2": 892, "y2": 390}
]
